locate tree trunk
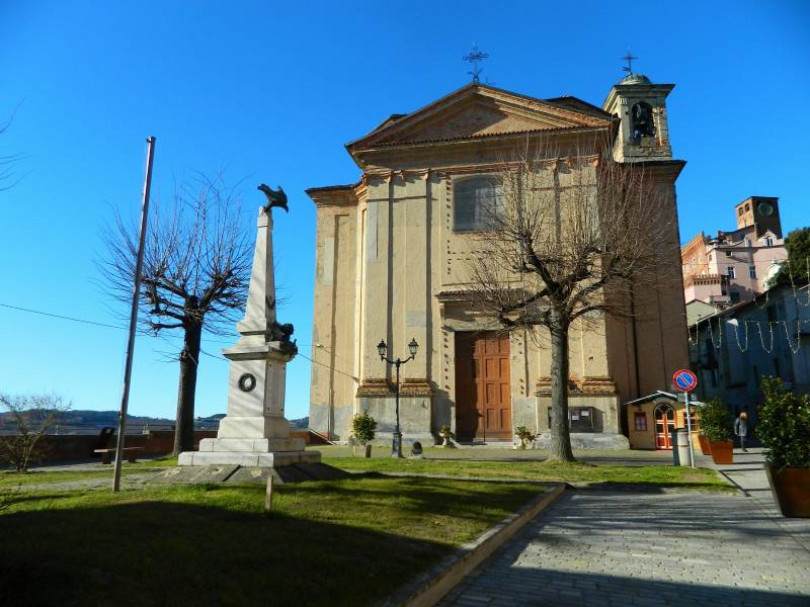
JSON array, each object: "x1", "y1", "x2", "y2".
[
  {"x1": 549, "y1": 319, "x2": 575, "y2": 462},
  {"x1": 173, "y1": 319, "x2": 202, "y2": 456}
]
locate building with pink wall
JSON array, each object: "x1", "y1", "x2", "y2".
[{"x1": 681, "y1": 196, "x2": 786, "y2": 306}]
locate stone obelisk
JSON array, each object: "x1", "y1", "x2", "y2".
[{"x1": 178, "y1": 193, "x2": 321, "y2": 468}]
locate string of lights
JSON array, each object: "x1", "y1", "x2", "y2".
[{"x1": 689, "y1": 317, "x2": 810, "y2": 355}]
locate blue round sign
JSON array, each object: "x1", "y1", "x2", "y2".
[{"x1": 672, "y1": 369, "x2": 697, "y2": 392}]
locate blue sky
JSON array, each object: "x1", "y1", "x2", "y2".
[{"x1": 1, "y1": 1, "x2": 808, "y2": 422}]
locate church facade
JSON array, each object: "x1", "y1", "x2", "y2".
[{"x1": 307, "y1": 73, "x2": 689, "y2": 447}]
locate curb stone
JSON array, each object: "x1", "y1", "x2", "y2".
[
  {"x1": 710, "y1": 468, "x2": 751, "y2": 497},
  {"x1": 380, "y1": 482, "x2": 566, "y2": 607}
]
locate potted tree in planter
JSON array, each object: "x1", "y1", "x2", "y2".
[
  {"x1": 700, "y1": 398, "x2": 734, "y2": 464},
  {"x1": 758, "y1": 378, "x2": 810, "y2": 518},
  {"x1": 697, "y1": 432, "x2": 711, "y2": 456},
  {"x1": 438, "y1": 425, "x2": 455, "y2": 448},
  {"x1": 352, "y1": 411, "x2": 377, "y2": 458}
]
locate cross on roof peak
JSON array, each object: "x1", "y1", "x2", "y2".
[{"x1": 463, "y1": 43, "x2": 489, "y2": 84}]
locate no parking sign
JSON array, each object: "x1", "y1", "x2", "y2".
[
  {"x1": 671, "y1": 368, "x2": 697, "y2": 468},
  {"x1": 672, "y1": 369, "x2": 697, "y2": 392}
]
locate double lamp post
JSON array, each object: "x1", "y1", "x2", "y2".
[{"x1": 377, "y1": 337, "x2": 419, "y2": 458}]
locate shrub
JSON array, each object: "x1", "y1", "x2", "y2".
[
  {"x1": 515, "y1": 426, "x2": 536, "y2": 449},
  {"x1": 439, "y1": 425, "x2": 454, "y2": 438},
  {"x1": 699, "y1": 398, "x2": 734, "y2": 443},
  {"x1": 351, "y1": 411, "x2": 377, "y2": 445},
  {"x1": 758, "y1": 377, "x2": 810, "y2": 470}
]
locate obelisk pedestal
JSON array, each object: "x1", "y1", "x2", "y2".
[{"x1": 178, "y1": 202, "x2": 320, "y2": 468}]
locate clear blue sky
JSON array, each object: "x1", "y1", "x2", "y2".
[{"x1": 1, "y1": 1, "x2": 808, "y2": 422}]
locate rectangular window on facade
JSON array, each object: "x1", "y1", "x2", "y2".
[
  {"x1": 765, "y1": 237, "x2": 774, "y2": 246},
  {"x1": 725, "y1": 251, "x2": 732, "y2": 257},
  {"x1": 749, "y1": 265, "x2": 757, "y2": 279},
  {"x1": 634, "y1": 412, "x2": 648, "y2": 432},
  {"x1": 453, "y1": 177, "x2": 503, "y2": 232},
  {"x1": 727, "y1": 266, "x2": 736, "y2": 279}
]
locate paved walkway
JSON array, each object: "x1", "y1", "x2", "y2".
[{"x1": 441, "y1": 448, "x2": 810, "y2": 606}]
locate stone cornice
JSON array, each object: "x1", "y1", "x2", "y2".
[
  {"x1": 356, "y1": 378, "x2": 392, "y2": 397},
  {"x1": 356, "y1": 378, "x2": 434, "y2": 398},
  {"x1": 400, "y1": 379, "x2": 434, "y2": 397},
  {"x1": 535, "y1": 376, "x2": 617, "y2": 397},
  {"x1": 352, "y1": 126, "x2": 613, "y2": 171},
  {"x1": 306, "y1": 181, "x2": 364, "y2": 207}
]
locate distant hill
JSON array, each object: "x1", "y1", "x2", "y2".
[
  {"x1": 290, "y1": 416, "x2": 309, "y2": 429},
  {"x1": 0, "y1": 409, "x2": 173, "y2": 427},
  {"x1": 0, "y1": 409, "x2": 310, "y2": 433}
]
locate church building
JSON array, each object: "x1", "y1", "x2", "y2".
[{"x1": 307, "y1": 71, "x2": 689, "y2": 448}]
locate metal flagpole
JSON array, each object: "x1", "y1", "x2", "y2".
[{"x1": 113, "y1": 136, "x2": 156, "y2": 492}]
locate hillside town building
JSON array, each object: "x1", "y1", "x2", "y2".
[
  {"x1": 681, "y1": 197, "x2": 786, "y2": 306},
  {"x1": 307, "y1": 73, "x2": 689, "y2": 448}
]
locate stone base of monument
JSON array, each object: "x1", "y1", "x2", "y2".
[
  {"x1": 153, "y1": 459, "x2": 349, "y2": 486},
  {"x1": 178, "y1": 437, "x2": 322, "y2": 468}
]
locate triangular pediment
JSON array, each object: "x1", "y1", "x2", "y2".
[{"x1": 348, "y1": 84, "x2": 613, "y2": 152}]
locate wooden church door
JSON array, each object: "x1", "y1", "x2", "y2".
[{"x1": 455, "y1": 332, "x2": 512, "y2": 442}]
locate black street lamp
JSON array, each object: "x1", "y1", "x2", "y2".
[{"x1": 377, "y1": 337, "x2": 419, "y2": 458}]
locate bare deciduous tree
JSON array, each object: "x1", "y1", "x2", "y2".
[
  {"x1": 1, "y1": 109, "x2": 24, "y2": 192},
  {"x1": 468, "y1": 143, "x2": 678, "y2": 462},
  {"x1": 101, "y1": 175, "x2": 252, "y2": 455},
  {"x1": 0, "y1": 394, "x2": 70, "y2": 472}
]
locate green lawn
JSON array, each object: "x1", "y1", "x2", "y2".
[
  {"x1": 322, "y1": 455, "x2": 732, "y2": 491},
  {"x1": 0, "y1": 476, "x2": 545, "y2": 606},
  {"x1": 0, "y1": 467, "x2": 154, "y2": 487}
]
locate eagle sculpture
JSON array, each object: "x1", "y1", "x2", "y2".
[{"x1": 258, "y1": 184, "x2": 288, "y2": 213}]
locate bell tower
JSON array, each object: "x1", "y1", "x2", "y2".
[{"x1": 603, "y1": 72, "x2": 675, "y2": 162}]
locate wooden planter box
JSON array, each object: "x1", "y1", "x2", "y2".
[
  {"x1": 698, "y1": 435, "x2": 711, "y2": 455},
  {"x1": 709, "y1": 440, "x2": 733, "y2": 464},
  {"x1": 765, "y1": 466, "x2": 810, "y2": 518}
]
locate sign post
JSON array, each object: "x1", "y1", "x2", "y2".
[{"x1": 672, "y1": 369, "x2": 698, "y2": 468}]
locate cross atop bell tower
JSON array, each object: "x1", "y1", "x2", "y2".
[{"x1": 621, "y1": 51, "x2": 638, "y2": 75}]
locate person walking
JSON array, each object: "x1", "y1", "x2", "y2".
[{"x1": 734, "y1": 412, "x2": 748, "y2": 452}]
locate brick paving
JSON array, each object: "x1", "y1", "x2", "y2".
[{"x1": 440, "y1": 487, "x2": 810, "y2": 606}]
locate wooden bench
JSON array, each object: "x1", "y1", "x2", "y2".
[{"x1": 94, "y1": 447, "x2": 144, "y2": 464}]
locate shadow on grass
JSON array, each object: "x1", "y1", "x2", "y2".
[{"x1": 0, "y1": 499, "x2": 448, "y2": 607}]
